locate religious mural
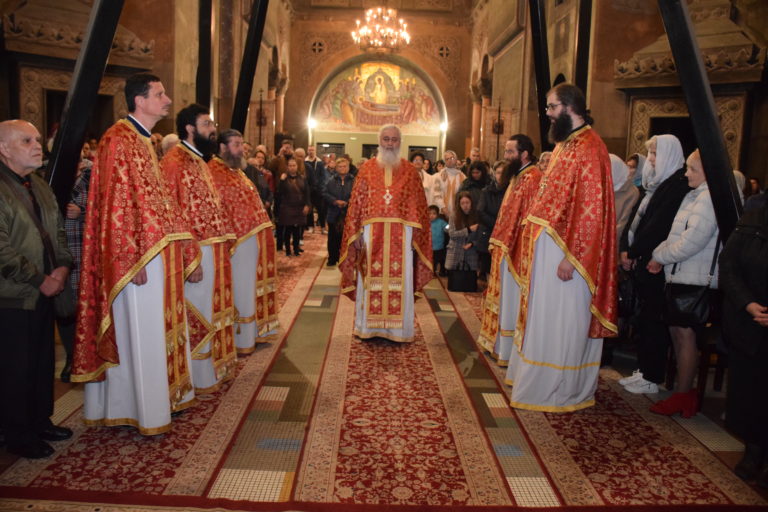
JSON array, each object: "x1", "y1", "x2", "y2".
[{"x1": 313, "y1": 61, "x2": 441, "y2": 135}]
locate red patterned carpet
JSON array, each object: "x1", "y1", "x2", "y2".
[{"x1": 0, "y1": 247, "x2": 765, "y2": 511}]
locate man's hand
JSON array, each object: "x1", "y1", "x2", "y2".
[
  {"x1": 469, "y1": 224, "x2": 479, "y2": 232},
  {"x1": 187, "y1": 265, "x2": 203, "y2": 283},
  {"x1": 132, "y1": 267, "x2": 148, "y2": 286},
  {"x1": 66, "y1": 203, "x2": 81, "y2": 219},
  {"x1": 646, "y1": 259, "x2": 663, "y2": 274},
  {"x1": 462, "y1": 242, "x2": 473, "y2": 250},
  {"x1": 280, "y1": 173, "x2": 287, "y2": 181},
  {"x1": 39, "y1": 275, "x2": 64, "y2": 297},
  {"x1": 746, "y1": 302, "x2": 768, "y2": 327},
  {"x1": 335, "y1": 200, "x2": 347, "y2": 207},
  {"x1": 620, "y1": 251, "x2": 634, "y2": 271},
  {"x1": 557, "y1": 258, "x2": 575, "y2": 281}
]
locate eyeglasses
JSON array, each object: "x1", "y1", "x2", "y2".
[
  {"x1": 544, "y1": 102, "x2": 562, "y2": 112},
  {"x1": 200, "y1": 119, "x2": 218, "y2": 128}
]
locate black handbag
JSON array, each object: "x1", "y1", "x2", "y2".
[
  {"x1": 447, "y1": 261, "x2": 477, "y2": 292},
  {"x1": 663, "y1": 237, "x2": 720, "y2": 327}
]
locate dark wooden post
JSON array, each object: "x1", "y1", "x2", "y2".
[
  {"x1": 657, "y1": 0, "x2": 742, "y2": 240},
  {"x1": 47, "y1": 0, "x2": 125, "y2": 212},
  {"x1": 231, "y1": 0, "x2": 269, "y2": 132},
  {"x1": 527, "y1": 0, "x2": 553, "y2": 151},
  {"x1": 196, "y1": 0, "x2": 213, "y2": 107},
  {"x1": 574, "y1": 0, "x2": 592, "y2": 95}
]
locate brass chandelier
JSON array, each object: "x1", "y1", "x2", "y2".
[{"x1": 351, "y1": 7, "x2": 411, "y2": 52}]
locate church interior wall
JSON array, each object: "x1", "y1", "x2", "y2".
[{"x1": 173, "y1": 0, "x2": 199, "y2": 124}]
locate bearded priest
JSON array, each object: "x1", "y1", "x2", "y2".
[
  {"x1": 160, "y1": 104, "x2": 238, "y2": 393},
  {"x1": 507, "y1": 83, "x2": 618, "y2": 412},
  {"x1": 339, "y1": 124, "x2": 432, "y2": 342},
  {"x1": 208, "y1": 129, "x2": 278, "y2": 353}
]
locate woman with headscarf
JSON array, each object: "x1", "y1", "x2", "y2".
[
  {"x1": 617, "y1": 134, "x2": 691, "y2": 395},
  {"x1": 611, "y1": 154, "x2": 640, "y2": 244}
]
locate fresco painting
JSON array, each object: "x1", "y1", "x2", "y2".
[{"x1": 314, "y1": 61, "x2": 441, "y2": 135}]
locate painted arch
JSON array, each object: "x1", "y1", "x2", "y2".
[{"x1": 310, "y1": 55, "x2": 446, "y2": 136}]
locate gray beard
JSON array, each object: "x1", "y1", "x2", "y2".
[
  {"x1": 222, "y1": 152, "x2": 245, "y2": 169},
  {"x1": 377, "y1": 146, "x2": 400, "y2": 168}
]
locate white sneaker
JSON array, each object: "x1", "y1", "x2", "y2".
[
  {"x1": 619, "y1": 369, "x2": 643, "y2": 386},
  {"x1": 624, "y1": 378, "x2": 659, "y2": 394},
  {"x1": 308, "y1": 227, "x2": 314, "y2": 234},
  {"x1": 299, "y1": 239, "x2": 304, "y2": 246}
]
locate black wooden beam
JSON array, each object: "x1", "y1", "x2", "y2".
[
  {"x1": 47, "y1": 0, "x2": 125, "y2": 211},
  {"x1": 231, "y1": 0, "x2": 269, "y2": 132},
  {"x1": 196, "y1": 0, "x2": 212, "y2": 106},
  {"x1": 574, "y1": 0, "x2": 592, "y2": 95},
  {"x1": 527, "y1": 0, "x2": 553, "y2": 151},
  {"x1": 657, "y1": 0, "x2": 741, "y2": 240}
]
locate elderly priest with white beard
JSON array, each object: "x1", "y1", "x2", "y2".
[{"x1": 338, "y1": 124, "x2": 432, "y2": 343}]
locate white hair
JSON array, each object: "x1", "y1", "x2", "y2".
[{"x1": 379, "y1": 124, "x2": 401, "y2": 139}]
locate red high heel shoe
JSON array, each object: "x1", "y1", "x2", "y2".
[{"x1": 650, "y1": 390, "x2": 698, "y2": 418}]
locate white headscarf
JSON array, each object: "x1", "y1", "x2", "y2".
[
  {"x1": 610, "y1": 154, "x2": 629, "y2": 192},
  {"x1": 628, "y1": 134, "x2": 685, "y2": 246}
]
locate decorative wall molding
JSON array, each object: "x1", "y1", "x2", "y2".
[
  {"x1": 626, "y1": 94, "x2": 746, "y2": 167},
  {"x1": 19, "y1": 66, "x2": 127, "y2": 133},
  {"x1": 3, "y1": 14, "x2": 154, "y2": 66}
]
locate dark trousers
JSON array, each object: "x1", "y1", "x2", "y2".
[
  {"x1": 635, "y1": 267, "x2": 671, "y2": 384},
  {"x1": 307, "y1": 192, "x2": 327, "y2": 229},
  {"x1": 281, "y1": 225, "x2": 302, "y2": 254},
  {"x1": 478, "y1": 251, "x2": 491, "y2": 278},
  {"x1": 433, "y1": 248, "x2": 447, "y2": 274},
  {"x1": 726, "y1": 343, "x2": 768, "y2": 447},
  {"x1": 0, "y1": 297, "x2": 56, "y2": 444},
  {"x1": 327, "y1": 220, "x2": 343, "y2": 264}
]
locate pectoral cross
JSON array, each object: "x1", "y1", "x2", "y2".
[
  {"x1": 383, "y1": 188, "x2": 393, "y2": 205},
  {"x1": 383, "y1": 164, "x2": 394, "y2": 205}
]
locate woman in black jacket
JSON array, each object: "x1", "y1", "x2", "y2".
[
  {"x1": 323, "y1": 158, "x2": 354, "y2": 266},
  {"x1": 719, "y1": 204, "x2": 768, "y2": 487},
  {"x1": 476, "y1": 160, "x2": 508, "y2": 279}
]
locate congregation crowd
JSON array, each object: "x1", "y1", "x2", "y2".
[{"x1": 0, "y1": 74, "x2": 765, "y2": 489}]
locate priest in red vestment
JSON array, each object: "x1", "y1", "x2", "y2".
[
  {"x1": 339, "y1": 125, "x2": 432, "y2": 342},
  {"x1": 478, "y1": 134, "x2": 542, "y2": 368},
  {"x1": 208, "y1": 129, "x2": 277, "y2": 353},
  {"x1": 507, "y1": 84, "x2": 618, "y2": 412},
  {"x1": 72, "y1": 74, "x2": 202, "y2": 435},
  {"x1": 160, "y1": 104, "x2": 237, "y2": 393}
]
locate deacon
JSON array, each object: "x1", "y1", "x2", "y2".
[
  {"x1": 160, "y1": 104, "x2": 237, "y2": 392},
  {"x1": 439, "y1": 150, "x2": 466, "y2": 219},
  {"x1": 507, "y1": 83, "x2": 618, "y2": 412},
  {"x1": 72, "y1": 74, "x2": 201, "y2": 435},
  {"x1": 477, "y1": 134, "x2": 542, "y2": 370},
  {"x1": 208, "y1": 129, "x2": 278, "y2": 352},
  {"x1": 339, "y1": 124, "x2": 432, "y2": 342}
]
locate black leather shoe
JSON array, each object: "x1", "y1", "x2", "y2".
[
  {"x1": 735, "y1": 443, "x2": 763, "y2": 480},
  {"x1": 38, "y1": 425, "x2": 73, "y2": 442},
  {"x1": 6, "y1": 440, "x2": 54, "y2": 459},
  {"x1": 60, "y1": 358, "x2": 72, "y2": 383}
]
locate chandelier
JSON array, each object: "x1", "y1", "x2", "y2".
[{"x1": 351, "y1": 7, "x2": 411, "y2": 52}]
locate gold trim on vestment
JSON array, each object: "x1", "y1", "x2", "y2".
[
  {"x1": 509, "y1": 398, "x2": 595, "y2": 413},
  {"x1": 524, "y1": 216, "x2": 618, "y2": 334},
  {"x1": 354, "y1": 329, "x2": 414, "y2": 343},
  {"x1": 82, "y1": 397, "x2": 197, "y2": 435},
  {"x1": 231, "y1": 222, "x2": 274, "y2": 254},
  {"x1": 199, "y1": 234, "x2": 237, "y2": 246},
  {"x1": 194, "y1": 372, "x2": 234, "y2": 394},
  {"x1": 185, "y1": 300, "x2": 215, "y2": 357}
]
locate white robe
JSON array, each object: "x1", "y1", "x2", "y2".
[
  {"x1": 506, "y1": 232, "x2": 603, "y2": 412},
  {"x1": 185, "y1": 244, "x2": 227, "y2": 392},
  {"x1": 494, "y1": 258, "x2": 520, "y2": 368},
  {"x1": 420, "y1": 171, "x2": 444, "y2": 210},
  {"x1": 231, "y1": 235, "x2": 274, "y2": 352},
  {"x1": 354, "y1": 224, "x2": 415, "y2": 342},
  {"x1": 83, "y1": 255, "x2": 195, "y2": 434},
  {"x1": 440, "y1": 167, "x2": 465, "y2": 219}
]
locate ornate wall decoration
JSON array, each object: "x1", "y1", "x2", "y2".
[
  {"x1": 626, "y1": 95, "x2": 746, "y2": 167},
  {"x1": 311, "y1": 61, "x2": 441, "y2": 135},
  {"x1": 413, "y1": 0, "x2": 453, "y2": 10},
  {"x1": 300, "y1": 32, "x2": 355, "y2": 84},
  {"x1": 410, "y1": 35, "x2": 461, "y2": 86},
  {"x1": 19, "y1": 67, "x2": 127, "y2": 133},
  {"x1": 2, "y1": 14, "x2": 154, "y2": 67}
]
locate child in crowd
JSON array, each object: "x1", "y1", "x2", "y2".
[{"x1": 429, "y1": 205, "x2": 448, "y2": 276}]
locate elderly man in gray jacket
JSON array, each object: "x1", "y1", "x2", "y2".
[{"x1": 0, "y1": 119, "x2": 73, "y2": 458}]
